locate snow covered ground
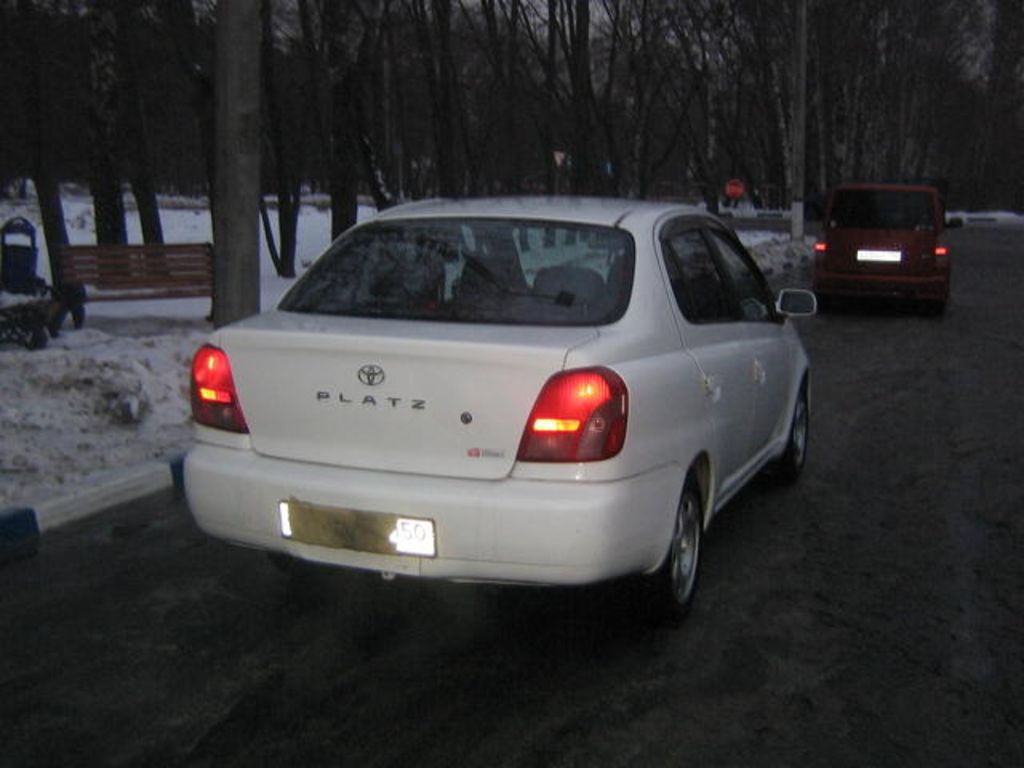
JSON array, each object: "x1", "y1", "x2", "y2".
[{"x1": 0, "y1": 192, "x2": 1016, "y2": 510}]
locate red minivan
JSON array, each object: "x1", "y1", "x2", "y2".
[{"x1": 813, "y1": 183, "x2": 959, "y2": 313}]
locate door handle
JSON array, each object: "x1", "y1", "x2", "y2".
[
  {"x1": 703, "y1": 374, "x2": 722, "y2": 402},
  {"x1": 753, "y1": 360, "x2": 766, "y2": 385}
]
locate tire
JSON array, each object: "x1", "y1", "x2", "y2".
[
  {"x1": 775, "y1": 380, "x2": 809, "y2": 484},
  {"x1": 47, "y1": 309, "x2": 65, "y2": 338},
  {"x1": 26, "y1": 325, "x2": 48, "y2": 350},
  {"x1": 71, "y1": 304, "x2": 86, "y2": 329},
  {"x1": 646, "y1": 479, "x2": 703, "y2": 625}
]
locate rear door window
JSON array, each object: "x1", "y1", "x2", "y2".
[
  {"x1": 828, "y1": 189, "x2": 936, "y2": 230},
  {"x1": 661, "y1": 226, "x2": 732, "y2": 323},
  {"x1": 705, "y1": 229, "x2": 775, "y2": 323},
  {"x1": 661, "y1": 220, "x2": 776, "y2": 325},
  {"x1": 279, "y1": 218, "x2": 635, "y2": 326}
]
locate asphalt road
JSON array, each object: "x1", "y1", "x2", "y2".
[{"x1": 2, "y1": 224, "x2": 1022, "y2": 767}]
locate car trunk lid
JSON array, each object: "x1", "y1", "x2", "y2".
[{"x1": 217, "y1": 312, "x2": 598, "y2": 480}]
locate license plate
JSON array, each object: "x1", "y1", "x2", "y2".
[
  {"x1": 857, "y1": 249, "x2": 902, "y2": 263},
  {"x1": 278, "y1": 499, "x2": 436, "y2": 558}
]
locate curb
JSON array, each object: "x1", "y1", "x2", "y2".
[
  {"x1": 0, "y1": 508, "x2": 39, "y2": 564},
  {"x1": 0, "y1": 454, "x2": 187, "y2": 566}
]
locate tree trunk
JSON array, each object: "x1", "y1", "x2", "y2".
[
  {"x1": 261, "y1": 0, "x2": 298, "y2": 277},
  {"x1": 212, "y1": 0, "x2": 262, "y2": 326},
  {"x1": 160, "y1": 0, "x2": 216, "y2": 221},
  {"x1": 296, "y1": 0, "x2": 333, "y2": 204},
  {"x1": 115, "y1": 1, "x2": 163, "y2": 244},
  {"x1": 982, "y1": 0, "x2": 1024, "y2": 208},
  {"x1": 354, "y1": 2, "x2": 397, "y2": 209},
  {"x1": 544, "y1": 0, "x2": 558, "y2": 193},
  {"x1": 15, "y1": 0, "x2": 69, "y2": 278},
  {"x1": 405, "y1": 0, "x2": 461, "y2": 196},
  {"x1": 565, "y1": 0, "x2": 595, "y2": 194},
  {"x1": 87, "y1": 0, "x2": 127, "y2": 245},
  {"x1": 330, "y1": 63, "x2": 361, "y2": 237},
  {"x1": 330, "y1": 113, "x2": 360, "y2": 239}
]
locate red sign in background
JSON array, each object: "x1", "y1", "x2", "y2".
[{"x1": 724, "y1": 178, "x2": 746, "y2": 199}]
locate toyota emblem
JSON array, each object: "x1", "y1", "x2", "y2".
[{"x1": 358, "y1": 364, "x2": 386, "y2": 386}]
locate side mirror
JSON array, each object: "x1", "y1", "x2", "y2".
[
  {"x1": 776, "y1": 288, "x2": 817, "y2": 317},
  {"x1": 945, "y1": 216, "x2": 964, "y2": 229}
]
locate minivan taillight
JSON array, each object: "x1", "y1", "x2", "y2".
[
  {"x1": 517, "y1": 367, "x2": 628, "y2": 462},
  {"x1": 190, "y1": 344, "x2": 249, "y2": 433}
]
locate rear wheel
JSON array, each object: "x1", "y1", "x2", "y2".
[
  {"x1": 775, "y1": 380, "x2": 809, "y2": 484},
  {"x1": 647, "y1": 479, "x2": 702, "y2": 625}
]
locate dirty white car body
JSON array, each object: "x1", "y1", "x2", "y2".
[{"x1": 185, "y1": 197, "x2": 814, "y2": 619}]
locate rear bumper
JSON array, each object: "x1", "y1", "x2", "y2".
[
  {"x1": 813, "y1": 268, "x2": 948, "y2": 301},
  {"x1": 184, "y1": 444, "x2": 681, "y2": 586}
]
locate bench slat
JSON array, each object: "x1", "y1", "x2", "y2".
[
  {"x1": 69, "y1": 277, "x2": 212, "y2": 290},
  {"x1": 83, "y1": 288, "x2": 213, "y2": 301},
  {"x1": 62, "y1": 256, "x2": 212, "y2": 268},
  {"x1": 60, "y1": 244, "x2": 212, "y2": 255}
]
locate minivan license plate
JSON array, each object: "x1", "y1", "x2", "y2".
[{"x1": 857, "y1": 249, "x2": 901, "y2": 262}]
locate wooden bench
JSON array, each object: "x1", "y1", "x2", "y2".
[{"x1": 57, "y1": 242, "x2": 214, "y2": 304}]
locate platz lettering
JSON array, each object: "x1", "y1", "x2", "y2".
[{"x1": 315, "y1": 391, "x2": 426, "y2": 410}]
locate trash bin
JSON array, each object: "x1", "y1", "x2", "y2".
[{"x1": 1, "y1": 217, "x2": 43, "y2": 294}]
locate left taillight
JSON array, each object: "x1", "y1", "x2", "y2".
[
  {"x1": 190, "y1": 344, "x2": 249, "y2": 433},
  {"x1": 517, "y1": 367, "x2": 628, "y2": 462}
]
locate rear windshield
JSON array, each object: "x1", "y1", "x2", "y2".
[
  {"x1": 279, "y1": 218, "x2": 634, "y2": 326},
  {"x1": 828, "y1": 189, "x2": 936, "y2": 230}
]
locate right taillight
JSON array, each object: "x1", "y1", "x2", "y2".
[
  {"x1": 517, "y1": 367, "x2": 628, "y2": 462},
  {"x1": 190, "y1": 344, "x2": 249, "y2": 433}
]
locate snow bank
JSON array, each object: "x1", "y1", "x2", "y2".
[{"x1": 1, "y1": 323, "x2": 207, "y2": 506}]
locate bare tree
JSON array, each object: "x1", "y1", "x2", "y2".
[
  {"x1": 459, "y1": 0, "x2": 528, "y2": 193},
  {"x1": 13, "y1": 0, "x2": 70, "y2": 273},
  {"x1": 298, "y1": 0, "x2": 396, "y2": 237},
  {"x1": 115, "y1": 0, "x2": 164, "y2": 244},
  {"x1": 352, "y1": 1, "x2": 400, "y2": 208},
  {"x1": 87, "y1": 0, "x2": 127, "y2": 244},
  {"x1": 404, "y1": 0, "x2": 464, "y2": 196},
  {"x1": 3, "y1": 0, "x2": 1021, "y2": 218},
  {"x1": 978, "y1": 0, "x2": 1024, "y2": 206},
  {"x1": 560, "y1": 0, "x2": 598, "y2": 192},
  {"x1": 261, "y1": 0, "x2": 301, "y2": 277},
  {"x1": 159, "y1": 0, "x2": 217, "y2": 214}
]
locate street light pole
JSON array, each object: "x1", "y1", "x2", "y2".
[{"x1": 791, "y1": 0, "x2": 808, "y2": 242}]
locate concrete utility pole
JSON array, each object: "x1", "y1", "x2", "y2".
[
  {"x1": 790, "y1": 0, "x2": 808, "y2": 242},
  {"x1": 212, "y1": 0, "x2": 262, "y2": 327}
]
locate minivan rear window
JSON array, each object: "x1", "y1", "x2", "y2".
[
  {"x1": 828, "y1": 189, "x2": 935, "y2": 230},
  {"x1": 279, "y1": 218, "x2": 634, "y2": 326}
]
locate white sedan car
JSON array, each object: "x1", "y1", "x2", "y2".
[{"x1": 185, "y1": 197, "x2": 815, "y2": 621}]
